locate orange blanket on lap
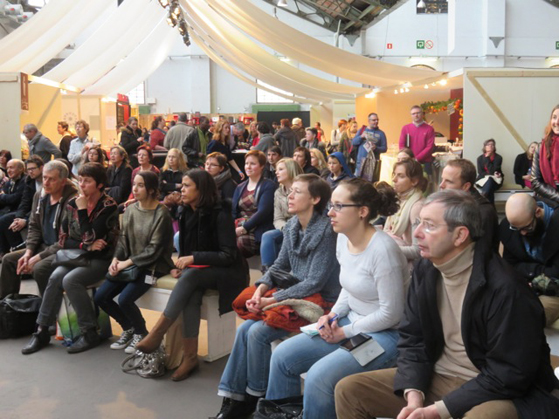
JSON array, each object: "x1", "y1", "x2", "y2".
[{"x1": 232, "y1": 285, "x2": 333, "y2": 332}]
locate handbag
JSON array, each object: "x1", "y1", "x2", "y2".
[
  {"x1": 121, "y1": 346, "x2": 167, "y2": 378},
  {"x1": 52, "y1": 249, "x2": 90, "y2": 268},
  {"x1": 268, "y1": 266, "x2": 300, "y2": 289},
  {"x1": 0, "y1": 294, "x2": 42, "y2": 339},
  {"x1": 254, "y1": 396, "x2": 303, "y2": 419}
]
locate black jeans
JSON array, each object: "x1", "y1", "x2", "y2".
[
  {"x1": 0, "y1": 212, "x2": 22, "y2": 253},
  {"x1": 163, "y1": 267, "x2": 219, "y2": 338},
  {"x1": 94, "y1": 279, "x2": 152, "y2": 335}
]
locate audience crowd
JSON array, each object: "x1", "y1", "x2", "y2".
[{"x1": 1, "y1": 105, "x2": 559, "y2": 419}]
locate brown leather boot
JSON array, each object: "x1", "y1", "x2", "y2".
[
  {"x1": 135, "y1": 314, "x2": 174, "y2": 354},
  {"x1": 171, "y1": 337, "x2": 199, "y2": 381}
]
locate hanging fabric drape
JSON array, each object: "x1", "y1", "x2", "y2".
[
  {"x1": 206, "y1": 0, "x2": 442, "y2": 87},
  {"x1": 63, "y1": 1, "x2": 164, "y2": 89},
  {"x1": 0, "y1": 0, "x2": 77, "y2": 65},
  {"x1": 82, "y1": 18, "x2": 177, "y2": 96},
  {"x1": 181, "y1": 0, "x2": 366, "y2": 101},
  {"x1": 190, "y1": 31, "x2": 319, "y2": 105},
  {"x1": 44, "y1": 0, "x2": 151, "y2": 84},
  {"x1": 0, "y1": 0, "x2": 114, "y2": 74}
]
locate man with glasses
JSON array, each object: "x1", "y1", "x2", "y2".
[
  {"x1": 500, "y1": 193, "x2": 559, "y2": 326},
  {"x1": 0, "y1": 159, "x2": 27, "y2": 258},
  {"x1": 336, "y1": 190, "x2": 559, "y2": 419}
]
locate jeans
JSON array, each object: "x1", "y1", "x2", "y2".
[
  {"x1": 267, "y1": 316, "x2": 400, "y2": 419},
  {"x1": 94, "y1": 278, "x2": 152, "y2": 335},
  {"x1": 37, "y1": 259, "x2": 111, "y2": 332},
  {"x1": 0, "y1": 212, "x2": 21, "y2": 253},
  {"x1": 260, "y1": 229, "x2": 284, "y2": 267},
  {"x1": 163, "y1": 267, "x2": 218, "y2": 338},
  {"x1": 173, "y1": 231, "x2": 180, "y2": 253},
  {"x1": 480, "y1": 176, "x2": 500, "y2": 204},
  {"x1": 218, "y1": 319, "x2": 291, "y2": 400}
]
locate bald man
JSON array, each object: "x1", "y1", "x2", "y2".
[{"x1": 500, "y1": 193, "x2": 559, "y2": 325}]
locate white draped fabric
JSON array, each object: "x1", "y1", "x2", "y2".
[
  {"x1": 181, "y1": 0, "x2": 366, "y2": 101},
  {"x1": 205, "y1": 0, "x2": 442, "y2": 87},
  {"x1": 82, "y1": 18, "x2": 177, "y2": 96},
  {"x1": 0, "y1": 0, "x2": 77, "y2": 64},
  {"x1": 0, "y1": 0, "x2": 114, "y2": 74},
  {"x1": 44, "y1": 0, "x2": 151, "y2": 83}
]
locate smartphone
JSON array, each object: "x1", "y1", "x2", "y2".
[{"x1": 341, "y1": 333, "x2": 371, "y2": 351}]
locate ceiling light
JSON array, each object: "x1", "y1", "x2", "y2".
[
  {"x1": 365, "y1": 90, "x2": 376, "y2": 98},
  {"x1": 278, "y1": 0, "x2": 288, "y2": 7},
  {"x1": 417, "y1": 0, "x2": 426, "y2": 9},
  {"x1": 424, "y1": 84, "x2": 429, "y2": 89},
  {"x1": 439, "y1": 79, "x2": 448, "y2": 86},
  {"x1": 394, "y1": 89, "x2": 398, "y2": 94},
  {"x1": 400, "y1": 88, "x2": 404, "y2": 93}
]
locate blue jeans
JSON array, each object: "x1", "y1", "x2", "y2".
[
  {"x1": 260, "y1": 229, "x2": 284, "y2": 267},
  {"x1": 218, "y1": 319, "x2": 291, "y2": 400},
  {"x1": 173, "y1": 231, "x2": 180, "y2": 253},
  {"x1": 266, "y1": 317, "x2": 399, "y2": 419},
  {"x1": 93, "y1": 279, "x2": 152, "y2": 335}
]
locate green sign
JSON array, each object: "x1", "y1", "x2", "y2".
[
  {"x1": 416, "y1": 40, "x2": 425, "y2": 49},
  {"x1": 556, "y1": 41, "x2": 559, "y2": 50}
]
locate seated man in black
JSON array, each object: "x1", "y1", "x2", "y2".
[
  {"x1": 500, "y1": 193, "x2": 559, "y2": 326},
  {"x1": 336, "y1": 190, "x2": 559, "y2": 419},
  {"x1": 0, "y1": 160, "x2": 77, "y2": 298},
  {"x1": 0, "y1": 159, "x2": 27, "y2": 257}
]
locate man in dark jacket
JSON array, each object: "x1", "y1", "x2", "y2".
[
  {"x1": 182, "y1": 116, "x2": 211, "y2": 167},
  {"x1": 500, "y1": 193, "x2": 559, "y2": 326},
  {"x1": 0, "y1": 159, "x2": 27, "y2": 255},
  {"x1": 336, "y1": 190, "x2": 559, "y2": 419},
  {"x1": 0, "y1": 156, "x2": 43, "y2": 255},
  {"x1": 0, "y1": 160, "x2": 77, "y2": 298},
  {"x1": 439, "y1": 158, "x2": 499, "y2": 252},
  {"x1": 273, "y1": 119, "x2": 298, "y2": 158},
  {"x1": 23, "y1": 124, "x2": 62, "y2": 163}
]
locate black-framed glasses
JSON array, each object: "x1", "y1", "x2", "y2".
[
  {"x1": 327, "y1": 202, "x2": 362, "y2": 212},
  {"x1": 509, "y1": 215, "x2": 537, "y2": 233}
]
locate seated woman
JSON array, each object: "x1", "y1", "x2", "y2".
[
  {"x1": 475, "y1": 138, "x2": 503, "y2": 204},
  {"x1": 293, "y1": 146, "x2": 320, "y2": 176},
  {"x1": 514, "y1": 142, "x2": 537, "y2": 189},
  {"x1": 232, "y1": 150, "x2": 277, "y2": 258},
  {"x1": 205, "y1": 152, "x2": 237, "y2": 204},
  {"x1": 206, "y1": 120, "x2": 245, "y2": 180},
  {"x1": 260, "y1": 158, "x2": 303, "y2": 272},
  {"x1": 326, "y1": 152, "x2": 353, "y2": 190},
  {"x1": 131, "y1": 145, "x2": 160, "y2": 182},
  {"x1": 266, "y1": 178, "x2": 409, "y2": 419},
  {"x1": 159, "y1": 148, "x2": 187, "y2": 212},
  {"x1": 383, "y1": 159, "x2": 426, "y2": 263},
  {"x1": 215, "y1": 174, "x2": 341, "y2": 419},
  {"x1": 149, "y1": 116, "x2": 167, "y2": 151},
  {"x1": 94, "y1": 171, "x2": 175, "y2": 354},
  {"x1": 82, "y1": 145, "x2": 107, "y2": 168},
  {"x1": 106, "y1": 145, "x2": 132, "y2": 205},
  {"x1": 22, "y1": 163, "x2": 119, "y2": 354},
  {"x1": 310, "y1": 148, "x2": 330, "y2": 179},
  {"x1": 532, "y1": 105, "x2": 559, "y2": 203},
  {"x1": 135, "y1": 169, "x2": 248, "y2": 381}
]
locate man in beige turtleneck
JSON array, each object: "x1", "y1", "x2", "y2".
[{"x1": 336, "y1": 190, "x2": 559, "y2": 419}]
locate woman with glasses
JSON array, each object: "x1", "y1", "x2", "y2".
[
  {"x1": 266, "y1": 178, "x2": 408, "y2": 419},
  {"x1": 215, "y1": 174, "x2": 341, "y2": 419},
  {"x1": 205, "y1": 152, "x2": 237, "y2": 204},
  {"x1": 382, "y1": 159, "x2": 427, "y2": 264}
]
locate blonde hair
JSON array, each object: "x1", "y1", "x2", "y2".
[
  {"x1": 213, "y1": 120, "x2": 230, "y2": 145},
  {"x1": 277, "y1": 158, "x2": 303, "y2": 183},
  {"x1": 162, "y1": 148, "x2": 187, "y2": 172},
  {"x1": 310, "y1": 148, "x2": 328, "y2": 171}
]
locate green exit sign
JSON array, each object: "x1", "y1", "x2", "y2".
[
  {"x1": 417, "y1": 40, "x2": 425, "y2": 49},
  {"x1": 556, "y1": 41, "x2": 559, "y2": 50}
]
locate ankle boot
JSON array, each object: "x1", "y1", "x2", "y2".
[
  {"x1": 135, "y1": 314, "x2": 174, "y2": 354},
  {"x1": 171, "y1": 337, "x2": 199, "y2": 381}
]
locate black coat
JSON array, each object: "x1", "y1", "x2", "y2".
[
  {"x1": 476, "y1": 153, "x2": 503, "y2": 180},
  {"x1": 106, "y1": 163, "x2": 132, "y2": 205},
  {"x1": 500, "y1": 204, "x2": 559, "y2": 280},
  {"x1": 0, "y1": 175, "x2": 26, "y2": 214},
  {"x1": 178, "y1": 203, "x2": 248, "y2": 314},
  {"x1": 119, "y1": 126, "x2": 143, "y2": 155},
  {"x1": 14, "y1": 175, "x2": 38, "y2": 220},
  {"x1": 513, "y1": 152, "x2": 531, "y2": 188},
  {"x1": 159, "y1": 169, "x2": 184, "y2": 199},
  {"x1": 471, "y1": 188, "x2": 499, "y2": 253},
  {"x1": 394, "y1": 241, "x2": 559, "y2": 418}
]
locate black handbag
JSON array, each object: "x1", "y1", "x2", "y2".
[
  {"x1": 106, "y1": 265, "x2": 146, "y2": 283},
  {"x1": 268, "y1": 266, "x2": 300, "y2": 289},
  {"x1": 52, "y1": 249, "x2": 90, "y2": 268},
  {"x1": 254, "y1": 396, "x2": 303, "y2": 419},
  {"x1": 0, "y1": 294, "x2": 42, "y2": 339}
]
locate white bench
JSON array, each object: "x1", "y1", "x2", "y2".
[{"x1": 134, "y1": 274, "x2": 236, "y2": 363}]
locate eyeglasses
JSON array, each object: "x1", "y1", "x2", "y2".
[
  {"x1": 509, "y1": 215, "x2": 537, "y2": 233},
  {"x1": 415, "y1": 218, "x2": 446, "y2": 234},
  {"x1": 327, "y1": 202, "x2": 362, "y2": 212},
  {"x1": 27, "y1": 166, "x2": 39, "y2": 172}
]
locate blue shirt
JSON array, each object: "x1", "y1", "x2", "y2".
[
  {"x1": 523, "y1": 201, "x2": 553, "y2": 263},
  {"x1": 352, "y1": 127, "x2": 387, "y2": 176}
]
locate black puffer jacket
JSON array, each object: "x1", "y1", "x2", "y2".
[{"x1": 394, "y1": 241, "x2": 559, "y2": 418}]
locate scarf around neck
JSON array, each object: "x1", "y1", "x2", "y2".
[
  {"x1": 539, "y1": 136, "x2": 559, "y2": 185},
  {"x1": 384, "y1": 188, "x2": 424, "y2": 238}
]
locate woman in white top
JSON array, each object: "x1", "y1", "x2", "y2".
[{"x1": 266, "y1": 177, "x2": 409, "y2": 419}]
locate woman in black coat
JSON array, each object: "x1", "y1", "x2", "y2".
[
  {"x1": 119, "y1": 117, "x2": 144, "y2": 166},
  {"x1": 106, "y1": 145, "x2": 133, "y2": 205},
  {"x1": 514, "y1": 142, "x2": 538, "y2": 188},
  {"x1": 136, "y1": 169, "x2": 247, "y2": 381},
  {"x1": 205, "y1": 151, "x2": 237, "y2": 205},
  {"x1": 476, "y1": 138, "x2": 503, "y2": 204}
]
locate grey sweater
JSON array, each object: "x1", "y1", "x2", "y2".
[
  {"x1": 256, "y1": 212, "x2": 341, "y2": 302},
  {"x1": 115, "y1": 203, "x2": 175, "y2": 275}
]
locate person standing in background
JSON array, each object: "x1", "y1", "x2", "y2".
[{"x1": 57, "y1": 121, "x2": 74, "y2": 161}]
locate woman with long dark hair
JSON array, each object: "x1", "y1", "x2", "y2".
[
  {"x1": 136, "y1": 169, "x2": 247, "y2": 381},
  {"x1": 150, "y1": 116, "x2": 167, "y2": 151}
]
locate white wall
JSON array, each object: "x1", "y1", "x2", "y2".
[{"x1": 0, "y1": 73, "x2": 23, "y2": 158}]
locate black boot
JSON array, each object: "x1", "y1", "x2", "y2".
[
  {"x1": 22, "y1": 327, "x2": 51, "y2": 355},
  {"x1": 215, "y1": 395, "x2": 259, "y2": 419},
  {"x1": 67, "y1": 328, "x2": 100, "y2": 354}
]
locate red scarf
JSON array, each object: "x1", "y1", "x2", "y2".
[{"x1": 539, "y1": 136, "x2": 559, "y2": 185}]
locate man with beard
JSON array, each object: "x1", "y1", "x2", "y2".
[{"x1": 500, "y1": 193, "x2": 559, "y2": 326}]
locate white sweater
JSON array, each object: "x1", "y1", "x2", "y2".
[{"x1": 331, "y1": 230, "x2": 410, "y2": 338}]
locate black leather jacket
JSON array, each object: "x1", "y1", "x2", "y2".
[{"x1": 531, "y1": 144, "x2": 559, "y2": 203}]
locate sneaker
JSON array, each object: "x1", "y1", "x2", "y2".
[
  {"x1": 124, "y1": 333, "x2": 146, "y2": 354},
  {"x1": 110, "y1": 328, "x2": 135, "y2": 350}
]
